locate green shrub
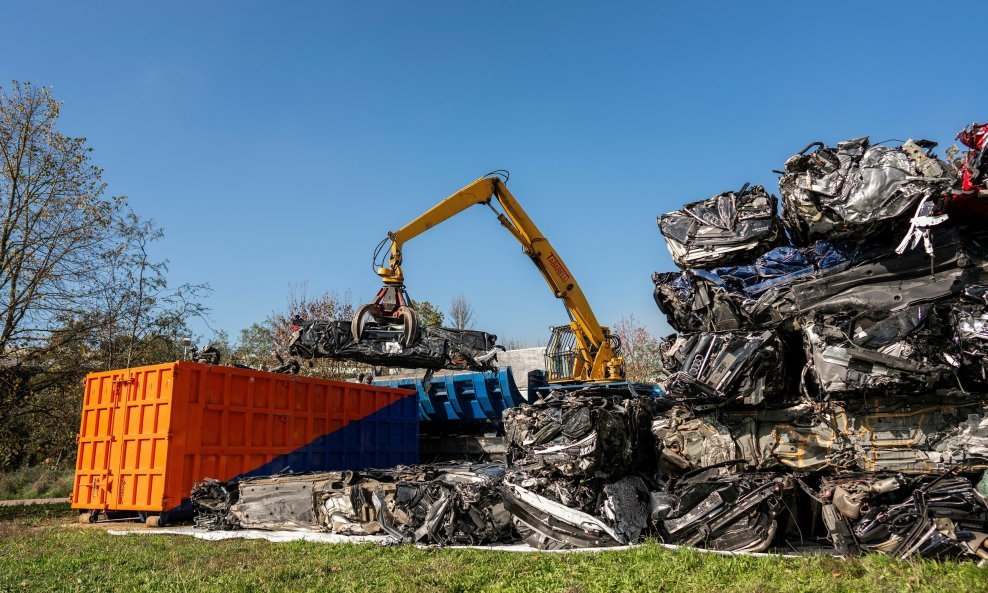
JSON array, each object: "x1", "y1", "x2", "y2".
[{"x1": 0, "y1": 465, "x2": 73, "y2": 500}]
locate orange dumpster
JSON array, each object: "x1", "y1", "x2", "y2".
[{"x1": 70, "y1": 361, "x2": 416, "y2": 524}]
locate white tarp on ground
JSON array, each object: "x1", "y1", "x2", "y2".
[{"x1": 106, "y1": 526, "x2": 820, "y2": 557}]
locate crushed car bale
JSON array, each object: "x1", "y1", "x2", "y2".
[
  {"x1": 498, "y1": 387, "x2": 660, "y2": 549},
  {"x1": 502, "y1": 389, "x2": 656, "y2": 479},
  {"x1": 190, "y1": 478, "x2": 239, "y2": 531},
  {"x1": 289, "y1": 318, "x2": 501, "y2": 372},
  {"x1": 657, "y1": 183, "x2": 783, "y2": 269},
  {"x1": 777, "y1": 137, "x2": 955, "y2": 244},
  {"x1": 820, "y1": 473, "x2": 988, "y2": 560},
  {"x1": 658, "y1": 331, "x2": 788, "y2": 406}
]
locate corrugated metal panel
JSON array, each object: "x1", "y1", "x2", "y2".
[{"x1": 72, "y1": 362, "x2": 417, "y2": 514}]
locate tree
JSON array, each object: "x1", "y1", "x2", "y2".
[
  {"x1": 410, "y1": 299, "x2": 444, "y2": 327},
  {"x1": 2, "y1": 81, "x2": 130, "y2": 362},
  {"x1": 0, "y1": 81, "x2": 208, "y2": 468},
  {"x1": 612, "y1": 314, "x2": 663, "y2": 383},
  {"x1": 231, "y1": 285, "x2": 366, "y2": 380},
  {"x1": 0, "y1": 81, "x2": 206, "y2": 365},
  {"x1": 448, "y1": 293, "x2": 475, "y2": 329},
  {"x1": 230, "y1": 323, "x2": 276, "y2": 369}
]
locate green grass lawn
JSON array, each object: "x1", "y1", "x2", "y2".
[
  {"x1": 0, "y1": 466, "x2": 73, "y2": 500},
  {"x1": 0, "y1": 504, "x2": 985, "y2": 593}
]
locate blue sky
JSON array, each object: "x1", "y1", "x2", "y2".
[{"x1": 6, "y1": 1, "x2": 986, "y2": 344}]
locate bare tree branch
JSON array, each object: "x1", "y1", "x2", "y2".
[
  {"x1": 448, "y1": 293, "x2": 475, "y2": 330},
  {"x1": 0, "y1": 81, "x2": 210, "y2": 468}
]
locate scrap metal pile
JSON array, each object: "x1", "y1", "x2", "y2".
[
  {"x1": 190, "y1": 388, "x2": 666, "y2": 550},
  {"x1": 191, "y1": 123, "x2": 988, "y2": 561},
  {"x1": 649, "y1": 125, "x2": 988, "y2": 560},
  {"x1": 191, "y1": 464, "x2": 514, "y2": 546},
  {"x1": 190, "y1": 385, "x2": 988, "y2": 559}
]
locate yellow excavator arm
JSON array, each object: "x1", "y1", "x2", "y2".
[{"x1": 373, "y1": 174, "x2": 624, "y2": 383}]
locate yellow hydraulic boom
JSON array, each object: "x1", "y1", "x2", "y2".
[{"x1": 356, "y1": 172, "x2": 624, "y2": 384}]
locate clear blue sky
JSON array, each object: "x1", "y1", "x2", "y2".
[{"x1": 6, "y1": 1, "x2": 986, "y2": 344}]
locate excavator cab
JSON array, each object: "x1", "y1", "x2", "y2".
[
  {"x1": 545, "y1": 324, "x2": 624, "y2": 384},
  {"x1": 545, "y1": 325, "x2": 577, "y2": 382}
]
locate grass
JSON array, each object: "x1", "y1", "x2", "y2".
[
  {"x1": 0, "y1": 465, "x2": 73, "y2": 501},
  {"x1": 0, "y1": 505, "x2": 985, "y2": 593}
]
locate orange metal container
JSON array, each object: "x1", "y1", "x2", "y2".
[{"x1": 71, "y1": 361, "x2": 416, "y2": 518}]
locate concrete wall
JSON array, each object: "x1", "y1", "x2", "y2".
[{"x1": 493, "y1": 347, "x2": 544, "y2": 384}]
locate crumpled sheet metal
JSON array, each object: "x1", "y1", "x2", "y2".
[
  {"x1": 706, "y1": 241, "x2": 857, "y2": 300},
  {"x1": 497, "y1": 390, "x2": 807, "y2": 554},
  {"x1": 498, "y1": 388, "x2": 661, "y2": 550},
  {"x1": 501, "y1": 473, "x2": 651, "y2": 549},
  {"x1": 651, "y1": 471, "x2": 792, "y2": 553},
  {"x1": 653, "y1": 227, "x2": 988, "y2": 334},
  {"x1": 798, "y1": 280, "x2": 988, "y2": 397},
  {"x1": 954, "y1": 122, "x2": 988, "y2": 197},
  {"x1": 191, "y1": 464, "x2": 514, "y2": 546},
  {"x1": 651, "y1": 401, "x2": 988, "y2": 476},
  {"x1": 374, "y1": 463, "x2": 512, "y2": 546},
  {"x1": 657, "y1": 184, "x2": 782, "y2": 269},
  {"x1": 800, "y1": 304, "x2": 957, "y2": 396},
  {"x1": 652, "y1": 270, "x2": 750, "y2": 333},
  {"x1": 190, "y1": 479, "x2": 239, "y2": 531},
  {"x1": 787, "y1": 227, "x2": 988, "y2": 317},
  {"x1": 659, "y1": 330, "x2": 787, "y2": 406},
  {"x1": 820, "y1": 473, "x2": 988, "y2": 561},
  {"x1": 779, "y1": 137, "x2": 955, "y2": 244},
  {"x1": 502, "y1": 389, "x2": 656, "y2": 480},
  {"x1": 639, "y1": 123, "x2": 988, "y2": 562},
  {"x1": 951, "y1": 286, "x2": 988, "y2": 386},
  {"x1": 289, "y1": 319, "x2": 500, "y2": 372},
  {"x1": 228, "y1": 472, "x2": 377, "y2": 533}
]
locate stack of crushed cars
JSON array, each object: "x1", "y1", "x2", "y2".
[
  {"x1": 650, "y1": 125, "x2": 988, "y2": 561},
  {"x1": 190, "y1": 124, "x2": 988, "y2": 562}
]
